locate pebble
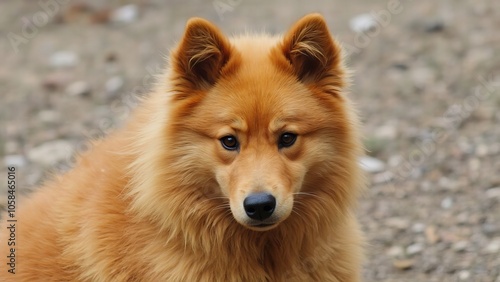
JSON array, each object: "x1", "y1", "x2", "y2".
[
  {"x1": 486, "y1": 187, "x2": 500, "y2": 199},
  {"x1": 484, "y1": 239, "x2": 500, "y2": 254},
  {"x1": 28, "y1": 140, "x2": 74, "y2": 167},
  {"x1": 111, "y1": 5, "x2": 138, "y2": 24},
  {"x1": 441, "y1": 197, "x2": 453, "y2": 209},
  {"x1": 410, "y1": 67, "x2": 435, "y2": 88},
  {"x1": 475, "y1": 144, "x2": 489, "y2": 157},
  {"x1": 453, "y1": 241, "x2": 468, "y2": 253},
  {"x1": 359, "y1": 156, "x2": 386, "y2": 173},
  {"x1": 4, "y1": 141, "x2": 20, "y2": 154},
  {"x1": 66, "y1": 81, "x2": 91, "y2": 97},
  {"x1": 406, "y1": 243, "x2": 424, "y2": 256},
  {"x1": 393, "y1": 259, "x2": 414, "y2": 270},
  {"x1": 424, "y1": 20, "x2": 445, "y2": 33},
  {"x1": 438, "y1": 177, "x2": 458, "y2": 191},
  {"x1": 386, "y1": 217, "x2": 410, "y2": 230},
  {"x1": 411, "y1": 223, "x2": 426, "y2": 233},
  {"x1": 374, "y1": 124, "x2": 397, "y2": 140},
  {"x1": 468, "y1": 158, "x2": 481, "y2": 172},
  {"x1": 49, "y1": 51, "x2": 79, "y2": 68},
  {"x1": 425, "y1": 225, "x2": 440, "y2": 244},
  {"x1": 387, "y1": 246, "x2": 404, "y2": 258},
  {"x1": 105, "y1": 76, "x2": 124, "y2": 94},
  {"x1": 42, "y1": 72, "x2": 72, "y2": 90},
  {"x1": 482, "y1": 223, "x2": 500, "y2": 236},
  {"x1": 372, "y1": 171, "x2": 394, "y2": 185},
  {"x1": 423, "y1": 259, "x2": 438, "y2": 273},
  {"x1": 349, "y1": 14, "x2": 377, "y2": 33},
  {"x1": 3, "y1": 155, "x2": 27, "y2": 167},
  {"x1": 457, "y1": 270, "x2": 471, "y2": 280},
  {"x1": 38, "y1": 110, "x2": 61, "y2": 123}
]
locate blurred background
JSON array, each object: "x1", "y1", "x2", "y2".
[{"x1": 1, "y1": 0, "x2": 499, "y2": 280}]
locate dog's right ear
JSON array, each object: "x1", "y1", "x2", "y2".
[{"x1": 172, "y1": 18, "x2": 233, "y2": 91}]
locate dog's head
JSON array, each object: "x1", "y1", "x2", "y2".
[{"x1": 166, "y1": 14, "x2": 361, "y2": 231}]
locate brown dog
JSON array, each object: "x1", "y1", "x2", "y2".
[{"x1": 1, "y1": 14, "x2": 365, "y2": 281}]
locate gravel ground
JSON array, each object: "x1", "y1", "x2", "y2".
[{"x1": 1, "y1": 0, "x2": 499, "y2": 281}]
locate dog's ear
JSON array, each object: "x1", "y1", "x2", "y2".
[
  {"x1": 172, "y1": 18, "x2": 232, "y2": 90},
  {"x1": 280, "y1": 14, "x2": 345, "y2": 89}
]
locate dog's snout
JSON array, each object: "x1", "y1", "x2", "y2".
[{"x1": 243, "y1": 193, "x2": 276, "y2": 220}]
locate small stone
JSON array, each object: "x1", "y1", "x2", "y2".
[
  {"x1": 66, "y1": 81, "x2": 91, "y2": 97},
  {"x1": 49, "y1": 51, "x2": 79, "y2": 68},
  {"x1": 393, "y1": 259, "x2": 414, "y2": 270},
  {"x1": 411, "y1": 67, "x2": 435, "y2": 88},
  {"x1": 425, "y1": 225, "x2": 440, "y2": 244},
  {"x1": 349, "y1": 14, "x2": 377, "y2": 33},
  {"x1": 453, "y1": 241, "x2": 468, "y2": 253},
  {"x1": 28, "y1": 140, "x2": 74, "y2": 167},
  {"x1": 438, "y1": 177, "x2": 458, "y2": 191},
  {"x1": 406, "y1": 243, "x2": 424, "y2": 256},
  {"x1": 411, "y1": 223, "x2": 426, "y2": 233},
  {"x1": 482, "y1": 223, "x2": 499, "y2": 236},
  {"x1": 374, "y1": 125, "x2": 397, "y2": 140},
  {"x1": 441, "y1": 197, "x2": 453, "y2": 209},
  {"x1": 105, "y1": 52, "x2": 118, "y2": 63},
  {"x1": 468, "y1": 158, "x2": 481, "y2": 172},
  {"x1": 423, "y1": 259, "x2": 438, "y2": 273},
  {"x1": 387, "y1": 246, "x2": 404, "y2": 258},
  {"x1": 476, "y1": 144, "x2": 489, "y2": 157},
  {"x1": 111, "y1": 5, "x2": 138, "y2": 24},
  {"x1": 457, "y1": 270, "x2": 471, "y2": 280},
  {"x1": 42, "y1": 72, "x2": 72, "y2": 90},
  {"x1": 5, "y1": 141, "x2": 20, "y2": 154},
  {"x1": 386, "y1": 217, "x2": 410, "y2": 230},
  {"x1": 484, "y1": 239, "x2": 500, "y2": 254},
  {"x1": 391, "y1": 63, "x2": 408, "y2": 71},
  {"x1": 105, "y1": 76, "x2": 124, "y2": 94},
  {"x1": 486, "y1": 187, "x2": 500, "y2": 199},
  {"x1": 424, "y1": 20, "x2": 445, "y2": 33},
  {"x1": 359, "y1": 156, "x2": 386, "y2": 173},
  {"x1": 372, "y1": 171, "x2": 394, "y2": 185},
  {"x1": 3, "y1": 155, "x2": 27, "y2": 167},
  {"x1": 38, "y1": 110, "x2": 61, "y2": 123}
]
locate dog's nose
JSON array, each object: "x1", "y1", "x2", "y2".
[{"x1": 243, "y1": 193, "x2": 276, "y2": 220}]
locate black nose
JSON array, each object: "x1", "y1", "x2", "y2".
[{"x1": 243, "y1": 193, "x2": 276, "y2": 220}]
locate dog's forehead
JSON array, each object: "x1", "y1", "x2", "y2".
[{"x1": 198, "y1": 35, "x2": 334, "y2": 131}]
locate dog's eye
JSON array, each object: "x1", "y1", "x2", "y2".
[
  {"x1": 278, "y1": 132, "x2": 297, "y2": 148},
  {"x1": 220, "y1": 135, "x2": 239, "y2": 151}
]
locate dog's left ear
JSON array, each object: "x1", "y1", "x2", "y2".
[
  {"x1": 279, "y1": 14, "x2": 346, "y2": 90},
  {"x1": 172, "y1": 18, "x2": 233, "y2": 91}
]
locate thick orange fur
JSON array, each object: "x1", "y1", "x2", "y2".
[{"x1": 1, "y1": 14, "x2": 365, "y2": 281}]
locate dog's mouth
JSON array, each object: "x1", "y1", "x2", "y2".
[{"x1": 246, "y1": 221, "x2": 279, "y2": 231}]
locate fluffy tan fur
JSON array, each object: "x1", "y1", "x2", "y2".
[{"x1": 1, "y1": 14, "x2": 365, "y2": 281}]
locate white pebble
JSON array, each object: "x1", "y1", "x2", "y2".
[
  {"x1": 441, "y1": 197, "x2": 453, "y2": 209},
  {"x1": 66, "y1": 81, "x2": 90, "y2": 97},
  {"x1": 4, "y1": 155, "x2": 27, "y2": 167},
  {"x1": 486, "y1": 187, "x2": 500, "y2": 199},
  {"x1": 359, "y1": 156, "x2": 386, "y2": 173},
  {"x1": 458, "y1": 270, "x2": 470, "y2": 280},
  {"x1": 111, "y1": 5, "x2": 138, "y2": 24},
  {"x1": 49, "y1": 51, "x2": 78, "y2": 68},
  {"x1": 349, "y1": 14, "x2": 377, "y2": 33},
  {"x1": 406, "y1": 243, "x2": 424, "y2": 256},
  {"x1": 105, "y1": 76, "x2": 124, "y2": 94}
]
